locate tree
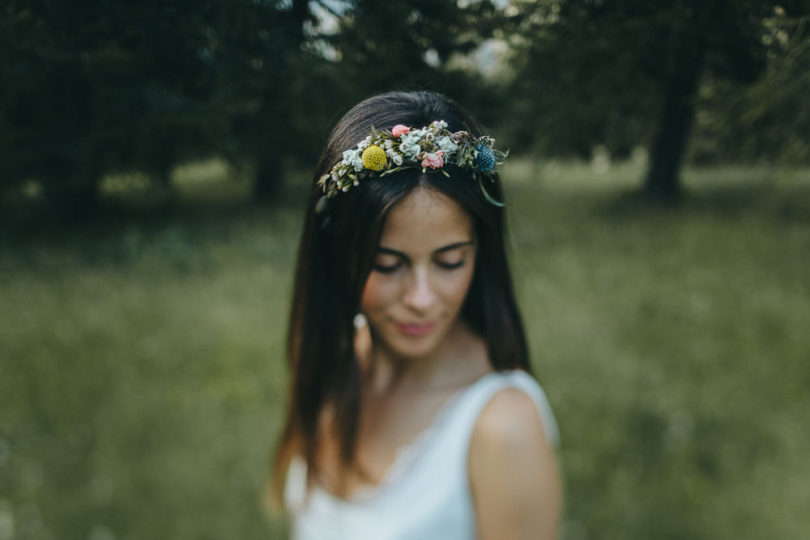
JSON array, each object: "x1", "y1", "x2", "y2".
[
  {"x1": 0, "y1": 0, "x2": 338, "y2": 212},
  {"x1": 0, "y1": 0, "x2": 230, "y2": 214},
  {"x1": 691, "y1": 6, "x2": 810, "y2": 164},
  {"x1": 204, "y1": 0, "x2": 319, "y2": 200},
  {"x1": 507, "y1": 0, "x2": 792, "y2": 202},
  {"x1": 324, "y1": 0, "x2": 507, "y2": 126},
  {"x1": 0, "y1": 0, "x2": 518, "y2": 215}
]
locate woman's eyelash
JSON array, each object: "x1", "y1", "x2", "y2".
[
  {"x1": 373, "y1": 262, "x2": 402, "y2": 273},
  {"x1": 373, "y1": 258, "x2": 465, "y2": 272},
  {"x1": 437, "y1": 260, "x2": 465, "y2": 270}
]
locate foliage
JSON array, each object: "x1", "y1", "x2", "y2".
[
  {"x1": 502, "y1": 0, "x2": 791, "y2": 200},
  {"x1": 0, "y1": 0, "x2": 507, "y2": 212},
  {"x1": 0, "y1": 0, "x2": 226, "y2": 211},
  {"x1": 0, "y1": 0, "x2": 329, "y2": 209},
  {"x1": 1, "y1": 0, "x2": 810, "y2": 213},
  {"x1": 690, "y1": 10, "x2": 810, "y2": 164}
]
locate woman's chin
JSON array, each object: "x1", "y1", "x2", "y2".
[{"x1": 382, "y1": 333, "x2": 444, "y2": 361}]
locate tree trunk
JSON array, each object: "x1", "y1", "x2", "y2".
[
  {"x1": 253, "y1": 152, "x2": 282, "y2": 201},
  {"x1": 47, "y1": 174, "x2": 101, "y2": 221},
  {"x1": 155, "y1": 165, "x2": 178, "y2": 209},
  {"x1": 644, "y1": 46, "x2": 705, "y2": 203},
  {"x1": 253, "y1": 0, "x2": 308, "y2": 202}
]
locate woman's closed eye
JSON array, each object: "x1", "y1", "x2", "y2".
[
  {"x1": 372, "y1": 255, "x2": 403, "y2": 273},
  {"x1": 435, "y1": 246, "x2": 469, "y2": 270},
  {"x1": 373, "y1": 262, "x2": 402, "y2": 273},
  {"x1": 372, "y1": 246, "x2": 470, "y2": 273},
  {"x1": 436, "y1": 258, "x2": 466, "y2": 270}
]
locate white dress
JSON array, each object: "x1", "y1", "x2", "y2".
[{"x1": 284, "y1": 370, "x2": 560, "y2": 540}]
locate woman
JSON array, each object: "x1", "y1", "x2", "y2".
[{"x1": 272, "y1": 91, "x2": 560, "y2": 539}]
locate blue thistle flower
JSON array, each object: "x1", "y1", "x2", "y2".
[{"x1": 473, "y1": 144, "x2": 496, "y2": 172}]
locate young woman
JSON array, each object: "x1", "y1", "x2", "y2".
[{"x1": 272, "y1": 91, "x2": 560, "y2": 539}]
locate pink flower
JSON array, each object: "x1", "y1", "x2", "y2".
[
  {"x1": 421, "y1": 151, "x2": 444, "y2": 169},
  {"x1": 391, "y1": 124, "x2": 411, "y2": 137}
]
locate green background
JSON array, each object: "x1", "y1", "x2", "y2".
[{"x1": 2, "y1": 160, "x2": 808, "y2": 539}]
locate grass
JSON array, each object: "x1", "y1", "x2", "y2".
[{"x1": 1, "y1": 159, "x2": 809, "y2": 540}]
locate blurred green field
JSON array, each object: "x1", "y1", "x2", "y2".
[{"x1": 1, "y1": 160, "x2": 809, "y2": 540}]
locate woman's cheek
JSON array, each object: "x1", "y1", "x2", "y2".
[
  {"x1": 360, "y1": 275, "x2": 392, "y2": 316},
  {"x1": 444, "y1": 268, "x2": 475, "y2": 308}
]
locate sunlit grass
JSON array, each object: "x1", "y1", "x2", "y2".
[{"x1": 1, "y1": 159, "x2": 808, "y2": 540}]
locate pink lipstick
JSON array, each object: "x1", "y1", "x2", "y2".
[{"x1": 394, "y1": 321, "x2": 437, "y2": 336}]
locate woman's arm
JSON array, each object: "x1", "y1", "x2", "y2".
[{"x1": 469, "y1": 388, "x2": 561, "y2": 540}]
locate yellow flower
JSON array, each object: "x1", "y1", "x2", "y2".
[{"x1": 361, "y1": 145, "x2": 387, "y2": 171}]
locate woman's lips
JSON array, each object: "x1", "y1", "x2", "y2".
[{"x1": 393, "y1": 321, "x2": 437, "y2": 336}]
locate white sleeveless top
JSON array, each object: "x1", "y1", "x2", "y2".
[{"x1": 284, "y1": 370, "x2": 560, "y2": 540}]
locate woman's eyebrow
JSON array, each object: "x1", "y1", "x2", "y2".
[
  {"x1": 376, "y1": 241, "x2": 474, "y2": 259},
  {"x1": 434, "y1": 240, "x2": 474, "y2": 254}
]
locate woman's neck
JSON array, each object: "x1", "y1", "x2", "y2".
[{"x1": 366, "y1": 321, "x2": 489, "y2": 396}]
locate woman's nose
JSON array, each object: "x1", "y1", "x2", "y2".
[{"x1": 403, "y1": 268, "x2": 435, "y2": 313}]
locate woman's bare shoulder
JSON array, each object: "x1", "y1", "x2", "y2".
[
  {"x1": 472, "y1": 387, "x2": 549, "y2": 445},
  {"x1": 468, "y1": 386, "x2": 560, "y2": 540}
]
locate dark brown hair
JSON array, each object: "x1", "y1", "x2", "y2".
[{"x1": 271, "y1": 90, "x2": 530, "y2": 500}]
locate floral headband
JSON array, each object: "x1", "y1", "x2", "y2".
[{"x1": 316, "y1": 120, "x2": 508, "y2": 210}]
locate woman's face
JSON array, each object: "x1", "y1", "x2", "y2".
[{"x1": 360, "y1": 188, "x2": 477, "y2": 361}]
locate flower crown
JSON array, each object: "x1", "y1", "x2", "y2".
[{"x1": 317, "y1": 120, "x2": 508, "y2": 208}]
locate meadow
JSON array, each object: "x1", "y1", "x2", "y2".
[{"x1": 1, "y1": 160, "x2": 808, "y2": 540}]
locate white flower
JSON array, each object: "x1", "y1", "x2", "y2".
[
  {"x1": 400, "y1": 132, "x2": 419, "y2": 145},
  {"x1": 342, "y1": 149, "x2": 364, "y2": 171},
  {"x1": 386, "y1": 149, "x2": 404, "y2": 165},
  {"x1": 436, "y1": 136, "x2": 458, "y2": 154},
  {"x1": 399, "y1": 131, "x2": 425, "y2": 158},
  {"x1": 399, "y1": 141, "x2": 421, "y2": 158}
]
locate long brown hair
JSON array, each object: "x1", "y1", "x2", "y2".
[{"x1": 271, "y1": 90, "x2": 530, "y2": 500}]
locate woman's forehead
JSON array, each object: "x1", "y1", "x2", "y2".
[{"x1": 378, "y1": 189, "x2": 474, "y2": 252}]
